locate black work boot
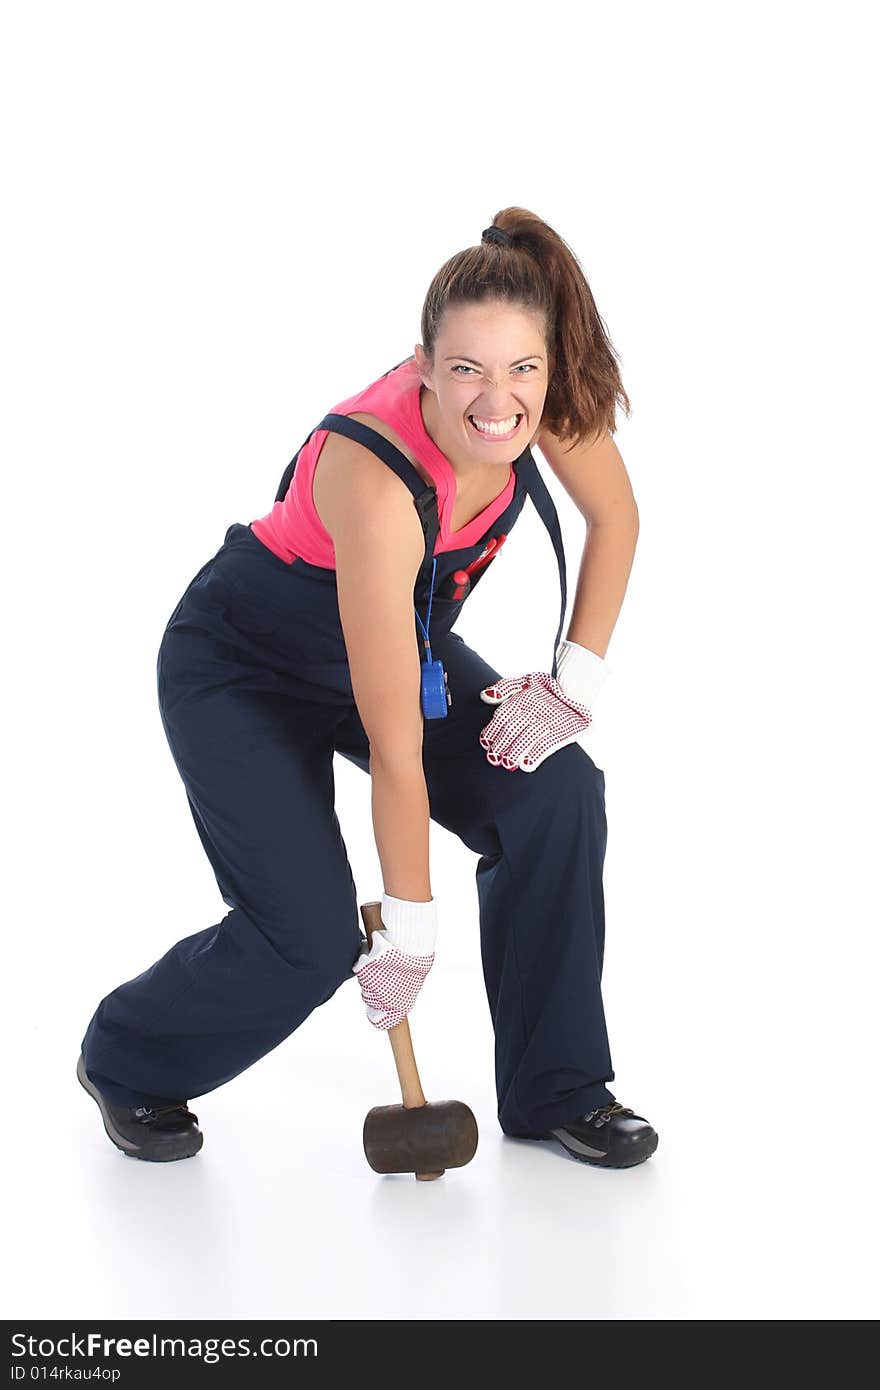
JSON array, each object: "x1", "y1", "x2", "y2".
[
  {"x1": 538, "y1": 1102, "x2": 659, "y2": 1168},
  {"x1": 77, "y1": 1054, "x2": 203, "y2": 1162}
]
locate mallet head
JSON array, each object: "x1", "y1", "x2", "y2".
[{"x1": 363, "y1": 1098, "x2": 478, "y2": 1177}]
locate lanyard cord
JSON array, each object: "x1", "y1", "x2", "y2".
[{"x1": 414, "y1": 557, "x2": 437, "y2": 660}]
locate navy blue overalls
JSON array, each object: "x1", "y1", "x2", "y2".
[{"x1": 80, "y1": 372, "x2": 617, "y2": 1137}]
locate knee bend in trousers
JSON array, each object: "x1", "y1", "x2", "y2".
[
  {"x1": 228, "y1": 899, "x2": 363, "y2": 999},
  {"x1": 492, "y1": 740, "x2": 606, "y2": 838}
]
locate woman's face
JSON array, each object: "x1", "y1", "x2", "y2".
[{"x1": 415, "y1": 301, "x2": 549, "y2": 464}]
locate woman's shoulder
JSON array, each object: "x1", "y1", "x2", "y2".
[
  {"x1": 312, "y1": 412, "x2": 429, "y2": 541},
  {"x1": 312, "y1": 358, "x2": 432, "y2": 532},
  {"x1": 341, "y1": 411, "x2": 433, "y2": 491}
]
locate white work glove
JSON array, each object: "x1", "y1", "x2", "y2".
[
  {"x1": 352, "y1": 892, "x2": 437, "y2": 1031},
  {"x1": 478, "y1": 640, "x2": 611, "y2": 773}
]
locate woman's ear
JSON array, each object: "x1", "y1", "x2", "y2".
[{"x1": 413, "y1": 343, "x2": 433, "y2": 391}]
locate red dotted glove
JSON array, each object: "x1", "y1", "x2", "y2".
[
  {"x1": 479, "y1": 670, "x2": 593, "y2": 772},
  {"x1": 352, "y1": 894, "x2": 437, "y2": 1031},
  {"x1": 352, "y1": 934, "x2": 434, "y2": 1030}
]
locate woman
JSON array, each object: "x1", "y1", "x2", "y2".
[{"x1": 77, "y1": 207, "x2": 658, "y2": 1170}]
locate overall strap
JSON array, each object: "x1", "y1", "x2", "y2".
[
  {"x1": 274, "y1": 413, "x2": 441, "y2": 598},
  {"x1": 517, "y1": 448, "x2": 568, "y2": 680},
  {"x1": 274, "y1": 428, "x2": 314, "y2": 504}
]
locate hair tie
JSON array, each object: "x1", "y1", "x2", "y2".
[{"x1": 481, "y1": 225, "x2": 513, "y2": 247}]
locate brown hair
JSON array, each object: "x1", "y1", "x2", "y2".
[{"x1": 419, "y1": 207, "x2": 631, "y2": 451}]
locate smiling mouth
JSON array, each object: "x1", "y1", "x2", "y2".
[{"x1": 468, "y1": 413, "x2": 523, "y2": 439}]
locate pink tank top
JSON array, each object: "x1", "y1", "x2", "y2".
[{"x1": 249, "y1": 357, "x2": 517, "y2": 568}]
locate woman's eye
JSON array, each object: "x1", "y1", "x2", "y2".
[{"x1": 452, "y1": 363, "x2": 536, "y2": 376}]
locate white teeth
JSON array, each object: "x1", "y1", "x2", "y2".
[{"x1": 471, "y1": 414, "x2": 520, "y2": 436}]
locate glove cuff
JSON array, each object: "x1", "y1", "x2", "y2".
[
  {"x1": 555, "y1": 640, "x2": 611, "y2": 709},
  {"x1": 380, "y1": 892, "x2": 438, "y2": 956}
]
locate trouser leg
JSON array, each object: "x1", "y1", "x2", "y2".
[
  {"x1": 334, "y1": 631, "x2": 616, "y2": 1137},
  {"x1": 80, "y1": 674, "x2": 363, "y2": 1109}
]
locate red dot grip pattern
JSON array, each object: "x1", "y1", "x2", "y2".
[
  {"x1": 479, "y1": 671, "x2": 592, "y2": 772},
  {"x1": 353, "y1": 938, "x2": 435, "y2": 1031}
]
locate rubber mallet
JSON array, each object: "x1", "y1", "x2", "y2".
[{"x1": 359, "y1": 900, "x2": 479, "y2": 1181}]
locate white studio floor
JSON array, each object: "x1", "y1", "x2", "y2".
[{"x1": 9, "y1": 958, "x2": 873, "y2": 1322}]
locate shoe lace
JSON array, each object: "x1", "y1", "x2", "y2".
[
  {"x1": 589, "y1": 1102, "x2": 635, "y2": 1127},
  {"x1": 133, "y1": 1102, "x2": 199, "y2": 1128}
]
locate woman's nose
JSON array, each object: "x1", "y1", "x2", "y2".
[{"x1": 479, "y1": 379, "x2": 515, "y2": 401}]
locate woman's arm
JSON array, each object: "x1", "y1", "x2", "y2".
[
  {"x1": 536, "y1": 427, "x2": 640, "y2": 656},
  {"x1": 564, "y1": 519, "x2": 639, "y2": 658},
  {"x1": 315, "y1": 433, "x2": 431, "y2": 901}
]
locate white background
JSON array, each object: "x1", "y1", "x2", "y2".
[{"x1": 2, "y1": 0, "x2": 877, "y2": 1321}]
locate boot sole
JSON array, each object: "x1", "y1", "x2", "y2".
[
  {"x1": 510, "y1": 1127, "x2": 659, "y2": 1168},
  {"x1": 76, "y1": 1054, "x2": 203, "y2": 1162},
  {"x1": 542, "y1": 1127, "x2": 659, "y2": 1168}
]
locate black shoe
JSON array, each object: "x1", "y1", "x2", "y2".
[
  {"x1": 76, "y1": 1054, "x2": 203, "y2": 1162},
  {"x1": 538, "y1": 1102, "x2": 658, "y2": 1168}
]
